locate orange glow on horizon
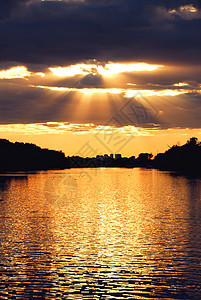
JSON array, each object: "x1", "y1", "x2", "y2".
[{"x1": 0, "y1": 124, "x2": 201, "y2": 158}]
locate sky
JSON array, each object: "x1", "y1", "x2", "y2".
[{"x1": 0, "y1": 0, "x2": 201, "y2": 157}]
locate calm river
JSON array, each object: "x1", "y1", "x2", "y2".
[{"x1": 0, "y1": 168, "x2": 201, "y2": 299}]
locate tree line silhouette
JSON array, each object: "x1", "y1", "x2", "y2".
[
  {"x1": 0, "y1": 139, "x2": 70, "y2": 171},
  {"x1": 153, "y1": 137, "x2": 201, "y2": 174},
  {"x1": 0, "y1": 137, "x2": 200, "y2": 173}
]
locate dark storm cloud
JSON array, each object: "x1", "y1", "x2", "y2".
[
  {"x1": 0, "y1": 0, "x2": 201, "y2": 66},
  {"x1": 0, "y1": 0, "x2": 30, "y2": 19},
  {"x1": 0, "y1": 83, "x2": 82, "y2": 124},
  {"x1": 156, "y1": 93, "x2": 201, "y2": 129}
]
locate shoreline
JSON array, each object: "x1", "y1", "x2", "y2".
[{"x1": 0, "y1": 166, "x2": 201, "y2": 177}]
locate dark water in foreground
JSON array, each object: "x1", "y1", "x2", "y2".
[{"x1": 0, "y1": 168, "x2": 201, "y2": 299}]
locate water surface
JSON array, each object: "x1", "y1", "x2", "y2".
[{"x1": 0, "y1": 168, "x2": 201, "y2": 299}]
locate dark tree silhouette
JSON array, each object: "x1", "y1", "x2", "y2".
[
  {"x1": 153, "y1": 137, "x2": 201, "y2": 174},
  {"x1": 187, "y1": 137, "x2": 198, "y2": 146},
  {"x1": 135, "y1": 153, "x2": 153, "y2": 167},
  {"x1": 1, "y1": 137, "x2": 200, "y2": 173},
  {"x1": 0, "y1": 139, "x2": 70, "y2": 171}
]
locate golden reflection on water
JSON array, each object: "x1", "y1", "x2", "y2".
[{"x1": 0, "y1": 169, "x2": 201, "y2": 299}]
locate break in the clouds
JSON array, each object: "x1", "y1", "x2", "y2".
[{"x1": 0, "y1": 0, "x2": 201, "y2": 133}]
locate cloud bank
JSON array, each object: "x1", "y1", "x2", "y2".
[
  {"x1": 0, "y1": 0, "x2": 201, "y2": 65},
  {"x1": 0, "y1": 0, "x2": 201, "y2": 132}
]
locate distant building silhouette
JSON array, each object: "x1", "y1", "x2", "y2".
[
  {"x1": 1, "y1": 137, "x2": 200, "y2": 174},
  {"x1": 96, "y1": 155, "x2": 104, "y2": 161}
]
